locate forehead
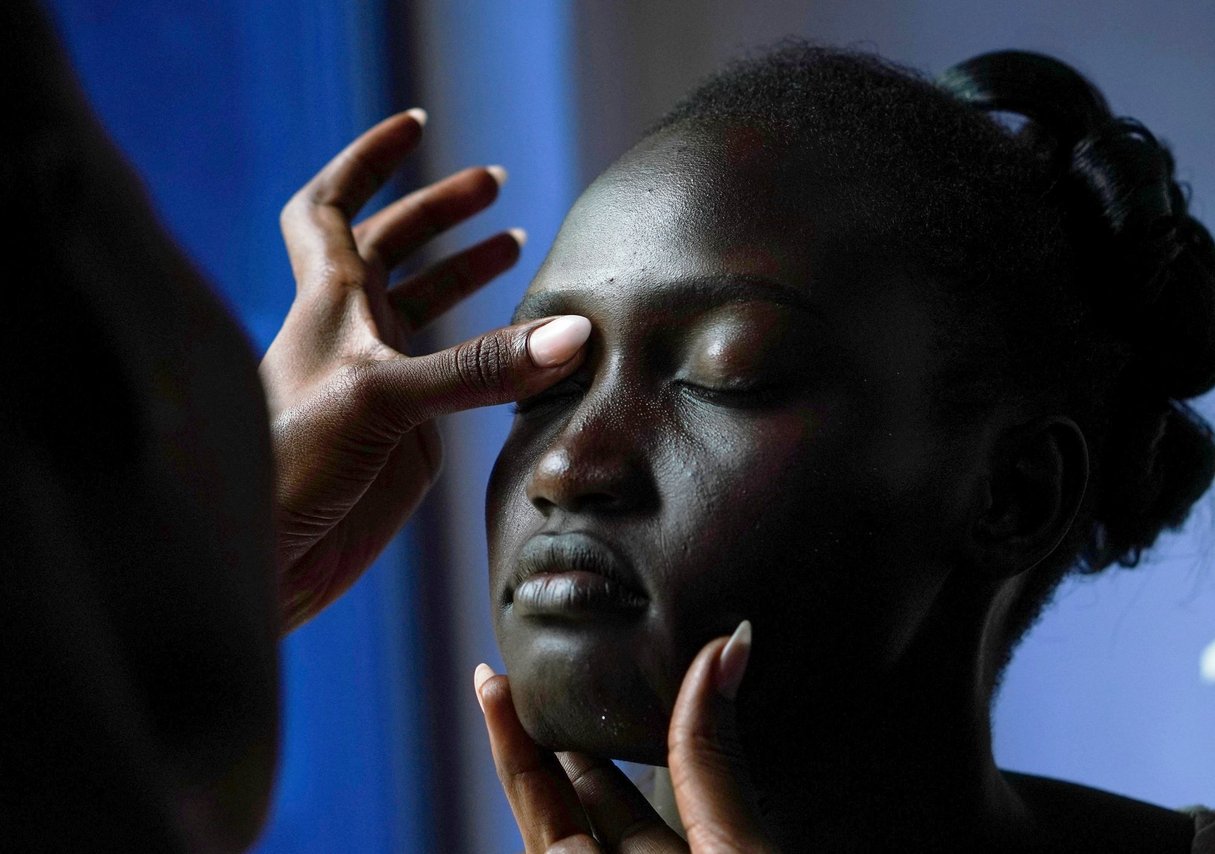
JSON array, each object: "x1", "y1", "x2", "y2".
[
  {"x1": 525, "y1": 125, "x2": 829, "y2": 304},
  {"x1": 515, "y1": 124, "x2": 946, "y2": 405}
]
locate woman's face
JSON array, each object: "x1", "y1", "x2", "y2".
[{"x1": 486, "y1": 124, "x2": 980, "y2": 763}]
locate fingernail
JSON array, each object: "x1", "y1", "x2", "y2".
[
  {"x1": 508, "y1": 227, "x2": 528, "y2": 248},
  {"x1": 406, "y1": 107, "x2": 428, "y2": 127},
  {"x1": 474, "y1": 663, "x2": 496, "y2": 712},
  {"x1": 716, "y1": 620, "x2": 752, "y2": 701},
  {"x1": 487, "y1": 164, "x2": 508, "y2": 187},
  {"x1": 528, "y1": 315, "x2": 591, "y2": 368}
]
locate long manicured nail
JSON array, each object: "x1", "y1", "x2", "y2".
[
  {"x1": 508, "y1": 227, "x2": 527, "y2": 248},
  {"x1": 716, "y1": 620, "x2": 752, "y2": 700},
  {"x1": 406, "y1": 107, "x2": 428, "y2": 127},
  {"x1": 528, "y1": 315, "x2": 591, "y2": 367},
  {"x1": 487, "y1": 164, "x2": 508, "y2": 187},
  {"x1": 474, "y1": 663, "x2": 496, "y2": 712}
]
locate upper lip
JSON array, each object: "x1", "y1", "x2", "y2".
[{"x1": 509, "y1": 531, "x2": 647, "y2": 602}]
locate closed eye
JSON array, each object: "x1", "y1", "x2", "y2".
[
  {"x1": 674, "y1": 379, "x2": 783, "y2": 408},
  {"x1": 511, "y1": 377, "x2": 588, "y2": 415}
]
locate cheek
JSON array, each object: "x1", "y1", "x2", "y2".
[
  {"x1": 665, "y1": 401, "x2": 949, "y2": 677},
  {"x1": 655, "y1": 407, "x2": 821, "y2": 639},
  {"x1": 485, "y1": 434, "x2": 536, "y2": 560}
]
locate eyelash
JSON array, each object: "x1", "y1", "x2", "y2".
[
  {"x1": 510, "y1": 379, "x2": 587, "y2": 415},
  {"x1": 510, "y1": 378, "x2": 780, "y2": 416},
  {"x1": 674, "y1": 380, "x2": 779, "y2": 408}
]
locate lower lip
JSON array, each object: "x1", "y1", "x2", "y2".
[{"x1": 512, "y1": 572, "x2": 647, "y2": 618}]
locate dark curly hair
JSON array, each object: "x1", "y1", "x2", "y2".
[{"x1": 649, "y1": 42, "x2": 1215, "y2": 670}]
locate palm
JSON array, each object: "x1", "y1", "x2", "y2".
[{"x1": 260, "y1": 113, "x2": 525, "y2": 631}]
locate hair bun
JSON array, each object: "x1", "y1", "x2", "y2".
[
  {"x1": 938, "y1": 50, "x2": 1110, "y2": 144},
  {"x1": 1088, "y1": 398, "x2": 1215, "y2": 569},
  {"x1": 941, "y1": 50, "x2": 1215, "y2": 400},
  {"x1": 1138, "y1": 216, "x2": 1215, "y2": 398},
  {"x1": 1068, "y1": 119, "x2": 1176, "y2": 295}
]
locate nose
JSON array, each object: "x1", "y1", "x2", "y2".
[{"x1": 525, "y1": 397, "x2": 658, "y2": 516}]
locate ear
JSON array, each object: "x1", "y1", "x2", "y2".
[{"x1": 969, "y1": 416, "x2": 1089, "y2": 579}]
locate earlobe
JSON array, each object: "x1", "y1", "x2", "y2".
[{"x1": 971, "y1": 417, "x2": 1089, "y2": 579}]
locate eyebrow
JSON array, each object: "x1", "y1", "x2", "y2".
[{"x1": 510, "y1": 273, "x2": 820, "y2": 325}]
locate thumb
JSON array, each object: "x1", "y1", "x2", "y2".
[
  {"x1": 376, "y1": 315, "x2": 590, "y2": 425},
  {"x1": 668, "y1": 621, "x2": 774, "y2": 853}
]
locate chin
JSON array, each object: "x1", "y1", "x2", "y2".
[
  {"x1": 501, "y1": 623, "x2": 673, "y2": 765},
  {"x1": 513, "y1": 676, "x2": 670, "y2": 765}
]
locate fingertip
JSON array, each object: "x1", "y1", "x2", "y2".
[
  {"x1": 406, "y1": 107, "x2": 428, "y2": 127},
  {"x1": 528, "y1": 315, "x2": 592, "y2": 368},
  {"x1": 508, "y1": 227, "x2": 528, "y2": 248},
  {"x1": 474, "y1": 662, "x2": 497, "y2": 712},
  {"x1": 716, "y1": 620, "x2": 752, "y2": 700},
  {"x1": 486, "y1": 164, "x2": 509, "y2": 187}
]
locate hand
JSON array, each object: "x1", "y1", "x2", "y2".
[
  {"x1": 476, "y1": 622, "x2": 777, "y2": 852},
  {"x1": 261, "y1": 110, "x2": 590, "y2": 632}
]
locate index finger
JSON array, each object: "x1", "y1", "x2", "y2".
[
  {"x1": 301, "y1": 109, "x2": 427, "y2": 221},
  {"x1": 280, "y1": 109, "x2": 426, "y2": 290},
  {"x1": 668, "y1": 627, "x2": 773, "y2": 853},
  {"x1": 475, "y1": 666, "x2": 599, "y2": 853}
]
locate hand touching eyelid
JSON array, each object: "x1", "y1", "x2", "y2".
[{"x1": 508, "y1": 341, "x2": 803, "y2": 416}]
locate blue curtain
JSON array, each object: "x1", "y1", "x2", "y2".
[
  {"x1": 46, "y1": 2, "x2": 435, "y2": 850},
  {"x1": 398, "y1": 3, "x2": 581, "y2": 849}
]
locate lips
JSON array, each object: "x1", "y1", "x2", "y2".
[{"x1": 508, "y1": 532, "x2": 648, "y2": 618}]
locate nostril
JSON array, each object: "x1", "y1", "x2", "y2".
[
  {"x1": 530, "y1": 492, "x2": 610, "y2": 516},
  {"x1": 562, "y1": 491, "x2": 626, "y2": 514},
  {"x1": 528, "y1": 466, "x2": 647, "y2": 515},
  {"x1": 526, "y1": 449, "x2": 573, "y2": 513},
  {"x1": 524, "y1": 415, "x2": 658, "y2": 515},
  {"x1": 528, "y1": 493, "x2": 557, "y2": 516}
]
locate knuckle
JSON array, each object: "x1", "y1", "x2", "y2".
[
  {"x1": 562, "y1": 762, "x2": 598, "y2": 792},
  {"x1": 505, "y1": 763, "x2": 545, "y2": 791},
  {"x1": 331, "y1": 362, "x2": 382, "y2": 418},
  {"x1": 406, "y1": 195, "x2": 442, "y2": 243},
  {"x1": 329, "y1": 362, "x2": 397, "y2": 432},
  {"x1": 355, "y1": 361, "x2": 425, "y2": 430},
  {"x1": 671, "y1": 728, "x2": 725, "y2": 762},
  {"x1": 452, "y1": 333, "x2": 510, "y2": 396},
  {"x1": 667, "y1": 718, "x2": 707, "y2": 752},
  {"x1": 306, "y1": 181, "x2": 337, "y2": 213},
  {"x1": 297, "y1": 255, "x2": 365, "y2": 295},
  {"x1": 280, "y1": 191, "x2": 306, "y2": 228},
  {"x1": 342, "y1": 149, "x2": 385, "y2": 197},
  {"x1": 670, "y1": 722, "x2": 747, "y2": 769},
  {"x1": 324, "y1": 258, "x2": 366, "y2": 292}
]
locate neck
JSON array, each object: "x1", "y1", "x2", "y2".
[
  {"x1": 735, "y1": 580, "x2": 1031, "y2": 850},
  {"x1": 745, "y1": 690, "x2": 1024, "y2": 849}
]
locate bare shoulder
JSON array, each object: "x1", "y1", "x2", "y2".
[{"x1": 1005, "y1": 771, "x2": 1196, "y2": 853}]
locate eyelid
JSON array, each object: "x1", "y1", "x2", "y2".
[
  {"x1": 511, "y1": 376, "x2": 587, "y2": 415},
  {"x1": 673, "y1": 377, "x2": 781, "y2": 408}
]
